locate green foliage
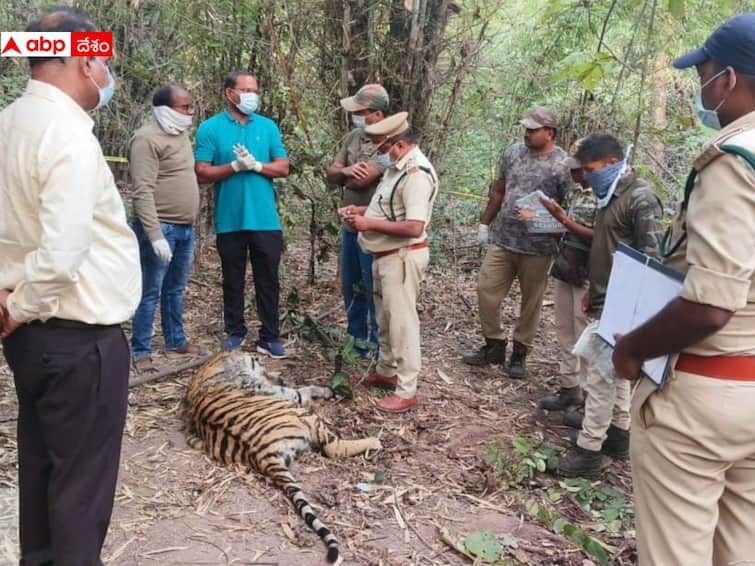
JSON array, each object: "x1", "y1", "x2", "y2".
[
  {"x1": 329, "y1": 371, "x2": 353, "y2": 400},
  {"x1": 529, "y1": 501, "x2": 613, "y2": 565},
  {"x1": 558, "y1": 479, "x2": 634, "y2": 534},
  {"x1": 464, "y1": 531, "x2": 504, "y2": 563},
  {"x1": 373, "y1": 470, "x2": 388, "y2": 484},
  {"x1": 484, "y1": 436, "x2": 561, "y2": 488}
]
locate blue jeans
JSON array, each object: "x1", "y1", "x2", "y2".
[
  {"x1": 341, "y1": 230, "x2": 377, "y2": 352},
  {"x1": 131, "y1": 220, "x2": 195, "y2": 360}
]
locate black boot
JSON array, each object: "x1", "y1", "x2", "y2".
[
  {"x1": 562, "y1": 408, "x2": 584, "y2": 429},
  {"x1": 601, "y1": 425, "x2": 630, "y2": 459},
  {"x1": 540, "y1": 386, "x2": 584, "y2": 411},
  {"x1": 462, "y1": 338, "x2": 506, "y2": 366},
  {"x1": 557, "y1": 446, "x2": 611, "y2": 479},
  {"x1": 508, "y1": 341, "x2": 529, "y2": 379}
]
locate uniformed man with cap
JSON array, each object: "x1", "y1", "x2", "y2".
[
  {"x1": 326, "y1": 84, "x2": 390, "y2": 357},
  {"x1": 612, "y1": 12, "x2": 755, "y2": 565},
  {"x1": 463, "y1": 107, "x2": 572, "y2": 379},
  {"x1": 532, "y1": 140, "x2": 596, "y2": 415},
  {"x1": 339, "y1": 112, "x2": 439, "y2": 413}
]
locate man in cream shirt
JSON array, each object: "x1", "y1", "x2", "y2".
[
  {"x1": 0, "y1": 7, "x2": 140, "y2": 565},
  {"x1": 340, "y1": 112, "x2": 438, "y2": 413}
]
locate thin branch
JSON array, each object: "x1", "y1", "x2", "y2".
[
  {"x1": 129, "y1": 354, "x2": 214, "y2": 388},
  {"x1": 632, "y1": 0, "x2": 658, "y2": 160}
]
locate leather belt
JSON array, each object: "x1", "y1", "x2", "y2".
[
  {"x1": 28, "y1": 318, "x2": 121, "y2": 331},
  {"x1": 374, "y1": 241, "x2": 428, "y2": 259},
  {"x1": 676, "y1": 352, "x2": 755, "y2": 381}
]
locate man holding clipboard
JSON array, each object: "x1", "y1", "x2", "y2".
[
  {"x1": 555, "y1": 134, "x2": 664, "y2": 479},
  {"x1": 612, "y1": 13, "x2": 755, "y2": 566}
]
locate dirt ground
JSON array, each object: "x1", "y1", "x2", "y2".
[{"x1": 0, "y1": 236, "x2": 636, "y2": 566}]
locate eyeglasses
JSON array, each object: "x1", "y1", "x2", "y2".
[{"x1": 375, "y1": 139, "x2": 397, "y2": 153}]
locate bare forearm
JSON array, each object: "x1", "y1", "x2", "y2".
[
  {"x1": 481, "y1": 183, "x2": 505, "y2": 225},
  {"x1": 195, "y1": 163, "x2": 235, "y2": 184},
  {"x1": 260, "y1": 158, "x2": 290, "y2": 178},
  {"x1": 345, "y1": 172, "x2": 381, "y2": 190},
  {"x1": 562, "y1": 217, "x2": 594, "y2": 241},
  {"x1": 620, "y1": 297, "x2": 732, "y2": 359},
  {"x1": 326, "y1": 163, "x2": 347, "y2": 185}
]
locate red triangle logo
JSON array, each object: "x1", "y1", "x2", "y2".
[{"x1": 1, "y1": 37, "x2": 21, "y2": 55}]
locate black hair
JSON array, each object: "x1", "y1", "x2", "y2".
[
  {"x1": 224, "y1": 70, "x2": 255, "y2": 90},
  {"x1": 152, "y1": 85, "x2": 177, "y2": 107},
  {"x1": 575, "y1": 133, "x2": 624, "y2": 163},
  {"x1": 26, "y1": 6, "x2": 97, "y2": 68}
]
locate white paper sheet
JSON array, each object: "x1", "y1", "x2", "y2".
[{"x1": 597, "y1": 244, "x2": 684, "y2": 386}]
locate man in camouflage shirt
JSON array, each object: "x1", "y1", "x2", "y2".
[
  {"x1": 463, "y1": 107, "x2": 572, "y2": 379},
  {"x1": 326, "y1": 84, "x2": 388, "y2": 356},
  {"x1": 557, "y1": 133, "x2": 663, "y2": 479},
  {"x1": 534, "y1": 149, "x2": 597, "y2": 414}
]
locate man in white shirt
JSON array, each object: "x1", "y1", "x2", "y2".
[{"x1": 0, "y1": 7, "x2": 140, "y2": 565}]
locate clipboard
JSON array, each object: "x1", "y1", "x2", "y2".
[{"x1": 597, "y1": 242, "x2": 684, "y2": 387}]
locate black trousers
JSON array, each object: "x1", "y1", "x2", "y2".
[
  {"x1": 2, "y1": 321, "x2": 130, "y2": 566},
  {"x1": 216, "y1": 230, "x2": 283, "y2": 342}
]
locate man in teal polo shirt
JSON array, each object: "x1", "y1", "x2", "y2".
[{"x1": 195, "y1": 70, "x2": 290, "y2": 357}]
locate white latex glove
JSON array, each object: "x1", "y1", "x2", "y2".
[
  {"x1": 477, "y1": 224, "x2": 489, "y2": 245},
  {"x1": 152, "y1": 239, "x2": 173, "y2": 263},
  {"x1": 231, "y1": 143, "x2": 263, "y2": 173}
]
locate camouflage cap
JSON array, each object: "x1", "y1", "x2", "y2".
[
  {"x1": 520, "y1": 106, "x2": 559, "y2": 129},
  {"x1": 565, "y1": 137, "x2": 586, "y2": 170},
  {"x1": 364, "y1": 111, "x2": 409, "y2": 138},
  {"x1": 340, "y1": 84, "x2": 390, "y2": 112}
]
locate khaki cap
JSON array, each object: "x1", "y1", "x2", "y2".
[
  {"x1": 520, "y1": 106, "x2": 559, "y2": 129},
  {"x1": 340, "y1": 84, "x2": 390, "y2": 112},
  {"x1": 364, "y1": 111, "x2": 409, "y2": 138}
]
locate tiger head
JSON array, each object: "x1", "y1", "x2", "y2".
[{"x1": 221, "y1": 351, "x2": 268, "y2": 389}]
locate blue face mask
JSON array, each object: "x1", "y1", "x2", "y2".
[
  {"x1": 584, "y1": 160, "x2": 625, "y2": 200},
  {"x1": 694, "y1": 68, "x2": 730, "y2": 130},
  {"x1": 90, "y1": 61, "x2": 115, "y2": 110},
  {"x1": 376, "y1": 152, "x2": 395, "y2": 169},
  {"x1": 236, "y1": 92, "x2": 259, "y2": 115}
]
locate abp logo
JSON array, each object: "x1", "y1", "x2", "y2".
[
  {"x1": 1, "y1": 32, "x2": 112, "y2": 57},
  {"x1": 1, "y1": 32, "x2": 70, "y2": 57}
]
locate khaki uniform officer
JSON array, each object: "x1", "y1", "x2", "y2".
[
  {"x1": 339, "y1": 112, "x2": 439, "y2": 413},
  {"x1": 612, "y1": 13, "x2": 755, "y2": 565}
]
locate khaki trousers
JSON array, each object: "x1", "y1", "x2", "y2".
[
  {"x1": 631, "y1": 372, "x2": 755, "y2": 566},
  {"x1": 373, "y1": 247, "x2": 429, "y2": 399},
  {"x1": 576, "y1": 363, "x2": 631, "y2": 451},
  {"x1": 478, "y1": 245, "x2": 552, "y2": 348},
  {"x1": 553, "y1": 279, "x2": 588, "y2": 388}
]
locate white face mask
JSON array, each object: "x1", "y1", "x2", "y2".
[
  {"x1": 152, "y1": 106, "x2": 193, "y2": 135},
  {"x1": 89, "y1": 60, "x2": 115, "y2": 110},
  {"x1": 235, "y1": 92, "x2": 259, "y2": 115},
  {"x1": 695, "y1": 68, "x2": 735, "y2": 130},
  {"x1": 351, "y1": 115, "x2": 366, "y2": 129}
]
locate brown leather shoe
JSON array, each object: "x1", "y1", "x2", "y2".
[
  {"x1": 362, "y1": 372, "x2": 398, "y2": 389},
  {"x1": 377, "y1": 394, "x2": 417, "y2": 413},
  {"x1": 133, "y1": 356, "x2": 156, "y2": 373},
  {"x1": 167, "y1": 343, "x2": 202, "y2": 355}
]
